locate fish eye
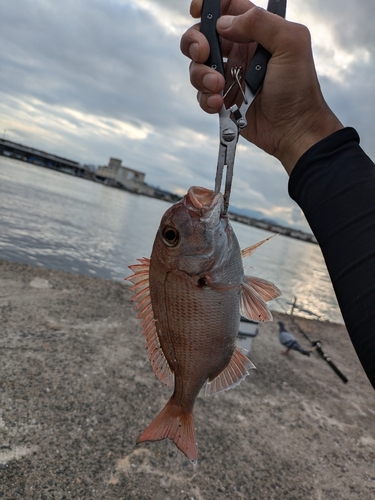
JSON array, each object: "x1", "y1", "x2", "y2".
[{"x1": 162, "y1": 226, "x2": 179, "y2": 247}]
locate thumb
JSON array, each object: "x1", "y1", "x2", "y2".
[{"x1": 217, "y1": 7, "x2": 293, "y2": 55}]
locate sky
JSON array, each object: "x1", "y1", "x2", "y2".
[{"x1": 1, "y1": 0, "x2": 374, "y2": 229}]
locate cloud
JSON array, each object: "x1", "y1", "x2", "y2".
[
  {"x1": 2, "y1": 2, "x2": 190, "y2": 111},
  {"x1": 287, "y1": 0, "x2": 375, "y2": 162},
  {"x1": 0, "y1": 0, "x2": 374, "y2": 231},
  {"x1": 305, "y1": 0, "x2": 375, "y2": 54}
]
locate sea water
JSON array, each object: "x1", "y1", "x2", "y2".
[{"x1": 0, "y1": 156, "x2": 342, "y2": 323}]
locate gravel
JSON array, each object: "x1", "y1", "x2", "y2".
[{"x1": 0, "y1": 259, "x2": 374, "y2": 499}]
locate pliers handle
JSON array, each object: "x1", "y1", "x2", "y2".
[{"x1": 201, "y1": 0, "x2": 287, "y2": 213}]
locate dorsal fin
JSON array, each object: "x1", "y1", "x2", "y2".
[
  {"x1": 241, "y1": 234, "x2": 277, "y2": 259},
  {"x1": 205, "y1": 346, "x2": 255, "y2": 395},
  {"x1": 126, "y1": 259, "x2": 174, "y2": 388}
]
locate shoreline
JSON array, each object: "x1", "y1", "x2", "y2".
[
  {"x1": 1, "y1": 151, "x2": 316, "y2": 244},
  {"x1": 0, "y1": 258, "x2": 374, "y2": 499}
]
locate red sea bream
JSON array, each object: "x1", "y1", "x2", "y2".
[{"x1": 126, "y1": 186, "x2": 280, "y2": 462}]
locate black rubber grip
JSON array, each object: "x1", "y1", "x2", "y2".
[
  {"x1": 245, "y1": 0, "x2": 287, "y2": 95},
  {"x1": 200, "y1": 0, "x2": 225, "y2": 76}
]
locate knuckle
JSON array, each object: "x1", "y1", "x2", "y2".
[
  {"x1": 292, "y1": 23, "x2": 312, "y2": 44},
  {"x1": 241, "y1": 6, "x2": 265, "y2": 30},
  {"x1": 278, "y1": 22, "x2": 312, "y2": 54},
  {"x1": 250, "y1": 6, "x2": 266, "y2": 23}
]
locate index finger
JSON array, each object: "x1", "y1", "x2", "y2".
[{"x1": 217, "y1": 7, "x2": 309, "y2": 57}]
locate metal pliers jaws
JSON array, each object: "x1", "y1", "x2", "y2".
[{"x1": 201, "y1": 0, "x2": 287, "y2": 214}]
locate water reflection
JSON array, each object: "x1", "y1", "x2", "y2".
[{"x1": 0, "y1": 157, "x2": 342, "y2": 323}]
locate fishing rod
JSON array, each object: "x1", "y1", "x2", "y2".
[{"x1": 282, "y1": 297, "x2": 348, "y2": 384}]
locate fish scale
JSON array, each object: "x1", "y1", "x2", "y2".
[
  {"x1": 152, "y1": 268, "x2": 238, "y2": 381},
  {"x1": 126, "y1": 186, "x2": 280, "y2": 462}
]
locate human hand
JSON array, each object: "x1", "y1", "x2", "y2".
[{"x1": 180, "y1": 0, "x2": 343, "y2": 174}]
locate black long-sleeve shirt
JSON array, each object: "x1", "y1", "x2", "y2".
[{"x1": 289, "y1": 127, "x2": 375, "y2": 389}]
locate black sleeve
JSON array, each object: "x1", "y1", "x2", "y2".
[{"x1": 288, "y1": 127, "x2": 375, "y2": 389}]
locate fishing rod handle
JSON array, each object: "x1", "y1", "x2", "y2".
[{"x1": 323, "y1": 353, "x2": 349, "y2": 384}]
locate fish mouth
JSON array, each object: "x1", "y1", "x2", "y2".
[{"x1": 185, "y1": 186, "x2": 223, "y2": 214}]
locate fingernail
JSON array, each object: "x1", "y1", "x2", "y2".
[
  {"x1": 206, "y1": 95, "x2": 218, "y2": 110},
  {"x1": 189, "y1": 42, "x2": 199, "y2": 60},
  {"x1": 203, "y1": 73, "x2": 219, "y2": 91},
  {"x1": 218, "y1": 15, "x2": 234, "y2": 30}
]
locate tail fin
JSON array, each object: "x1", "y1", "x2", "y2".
[{"x1": 137, "y1": 400, "x2": 197, "y2": 463}]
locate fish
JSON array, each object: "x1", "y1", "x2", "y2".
[{"x1": 126, "y1": 186, "x2": 280, "y2": 463}]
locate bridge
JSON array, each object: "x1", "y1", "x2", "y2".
[
  {"x1": 0, "y1": 138, "x2": 317, "y2": 244},
  {"x1": 0, "y1": 138, "x2": 86, "y2": 176},
  {"x1": 229, "y1": 211, "x2": 317, "y2": 245}
]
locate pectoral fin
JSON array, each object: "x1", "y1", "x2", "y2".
[
  {"x1": 240, "y1": 281, "x2": 273, "y2": 322},
  {"x1": 244, "y1": 276, "x2": 281, "y2": 302},
  {"x1": 205, "y1": 346, "x2": 255, "y2": 395}
]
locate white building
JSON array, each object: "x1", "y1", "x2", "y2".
[{"x1": 96, "y1": 158, "x2": 154, "y2": 196}]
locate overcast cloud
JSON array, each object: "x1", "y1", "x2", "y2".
[{"x1": 0, "y1": 0, "x2": 374, "y2": 229}]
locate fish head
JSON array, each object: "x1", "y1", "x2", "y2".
[{"x1": 152, "y1": 186, "x2": 238, "y2": 275}]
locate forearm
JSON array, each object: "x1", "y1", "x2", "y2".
[{"x1": 289, "y1": 127, "x2": 375, "y2": 389}]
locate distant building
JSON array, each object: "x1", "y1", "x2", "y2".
[{"x1": 96, "y1": 157, "x2": 154, "y2": 196}]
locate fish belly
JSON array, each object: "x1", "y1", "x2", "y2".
[{"x1": 150, "y1": 265, "x2": 241, "y2": 399}]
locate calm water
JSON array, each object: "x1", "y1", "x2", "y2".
[{"x1": 0, "y1": 157, "x2": 342, "y2": 323}]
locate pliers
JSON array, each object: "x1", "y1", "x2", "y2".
[{"x1": 200, "y1": 0, "x2": 287, "y2": 213}]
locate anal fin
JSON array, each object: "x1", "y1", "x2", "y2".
[{"x1": 205, "y1": 346, "x2": 255, "y2": 396}]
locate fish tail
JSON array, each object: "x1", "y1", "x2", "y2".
[{"x1": 137, "y1": 400, "x2": 197, "y2": 463}]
